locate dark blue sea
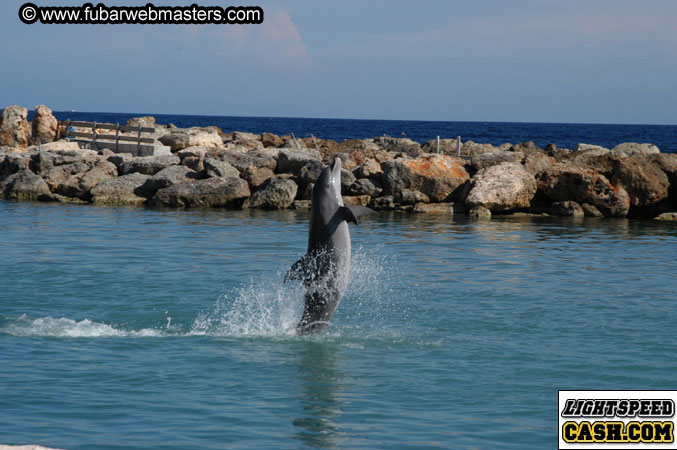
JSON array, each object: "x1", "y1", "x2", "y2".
[{"x1": 30, "y1": 111, "x2": 677, "y2": 153}]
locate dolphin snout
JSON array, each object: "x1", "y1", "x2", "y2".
[{"x1": 331, "y1": 157, "x2": 342, "y2": 173}]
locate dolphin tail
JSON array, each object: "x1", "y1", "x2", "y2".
[{"x1": 340, "y1": 205, "x2": 377, "y2": 225}]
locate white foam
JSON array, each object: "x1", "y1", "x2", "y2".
[{"x1": 1, "y1": 315, "x2": 164, "y2": 338}]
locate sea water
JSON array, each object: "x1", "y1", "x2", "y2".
[{"x1": 1, "y1": 200, "x2": 676, "y2": 449}]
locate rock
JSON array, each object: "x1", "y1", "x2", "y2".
[
  {"x1": 509, "y1": 141, "x2": 543, "y2": 156},
  {"x1": 469, "y1": 206, "x2": 492, "y2": 219},
  {"x1": 305, "y1": 137, "x2": 339, "y2": 157},
  {"x1": 537, "y1": 162, "x2": 630, "y2": 217},
  {"x1": 245, "y1": 178, "x2": 297, "y2": 209},
  {"x1": 0, "y1": 105, "x2": 31, "y2": 148},
  {"x1": 338, "y1": 139, "x2": 381, "y2": 158},
  {"x1": 369, "y1": 195, "x2": 396, "y2": 210},
  {"x1": 241, "y1": 166, "x2": 274, "y2": 188},
  {"x1": 340, "y1": 168, "x2": 356, "y2": 193},
  {"x1": 230, "y1": 132, "x2": 262, "y2": 150},
  {"x1": 523, "y1": 152, "x2": 555, "y2": 175},
  {"x1": 276, "y1": 149, "x2": 321, "y2": 173},
  {"x1": 151, "y1": 176, "x2": 250, "y2": 208},
  {"x1": 1, "y1": 169, "x2": 50, "y2": 200},
  {"x1": 373, "y1": 136, "x2": 422, "y2": 156},
  {"x1": 126, "y1": 116, "x2": 156, "y2": 128},
  {"x1": 349, "y1": 178, "x2": 383, "y2": 197},
  {"x1": 120, "y1": 154, "x2": 180, "y2": 175},
  {"x1": 549, "y1": 201, "x2": 584, "y2": 217},
  {"x1": 581, "y1": 203, "x2": 603, "y2": 217},
  {"x1": 396, "y1": 189, "x2": 429, "y2": 205},
  {"x1": 565, "y1": 147, "x2": 611, "y2": 167},
  {"x1": 262, "y1": 132, "x2": 284, "y2": 148},
  {"x1": 461, "y1": 140, "x2": 501, "y2": 156},
  {"x1": 142, "y1": 165, "x2": 198, "y2": 196},
  {"x1": 90, "y1": 173, "x2": 150, "y2": 205},
  {"x1": 38, "y1": 192, "x2": 88, "y2": 204},
  {"x1": 297, "y1": 160, "x2": 325, "y2": 190},
  {"x1": 107, "y1": 153, "x2": 135, "y2": 171},
  {"x1": 1, "y1": 152, "x2": 32, "y2": 180},
  {"x1": 573, "y1": 143, "x2": 609, "y2": 152},
  {"x1": 381, "y1": 154, "x2": 469, "y2": 202},
  {"x1": 421, "y1": 138, "x2": 459, "y2": 154},
  {"x1": 611, "y1": 142, "x2": 660, "y2": 158},
  {"x1": 159, "y1": 129, "x2": 222, "y2": 151},
  {"x1": 353, "y1": 159, "x2": 383, "y2": 179},
  {"x1": 470, "y1": 151, "x2": 524, "y2": 172},
  {"x1": 611, "y1": 156, "x2": 669, "y2": 208},
  {"x1": 35, "y1": 141, "x2": 83, "y2": 153},
  {"x1": 333, "y1": 151, "x2": 363, "y2": 170},
  {"x1": 343, "y1": 195, "x2": 371, "y2": 206},
  {"x1": 413, "y1": 202, "x2": 464, "y2": 214},
  {"x1": 204, "y1": 157, "x2": 241, "y2": 179},
  {"x1": 292, "y1": 200, "x2": 311, "y2": 210},
  {"x1": 465, "y1": 162, "x2": 537, "y2": 212},
  {"x1": 177, "y1": 147, "x2": 206, "y2": 171},
  {"x1": 655, "y1": 212, "x2": 677, "y2": 221},
  {"x1": 31, "y1": 105, "x2": 58, "y2": 144},
  {"x1": 220, "y1": 150, "x2": 277, "y2": 172},
  {"x1": 55, "y1": 159, "x2": 118, "y2": 199}
]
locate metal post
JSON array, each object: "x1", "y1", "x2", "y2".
[
  {"x1": 436, "y1": 136, "x2": 440, "y2": 154},
  {"x1": 310, "y1": 134, "x2": 319, "y2": 152},
  {"x1": 137, "y1": 124, "x2": 142, "y2": 155},
  {"x1": 456, "y1": 136, "x2": 461, "y2": 157},
  {"x1": 115, "y1": 123, "x2": 120, "y2": 153},
  {"x1": 92, "y1": 121, "x2": 97, "y2": 149},
  {"x1": 291, "y1": 133, "x2": 300, "y2": 151}
]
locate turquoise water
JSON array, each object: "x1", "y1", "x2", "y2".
[{"x1": 1, "y1": 200, "x2": 675, "y2": 449}]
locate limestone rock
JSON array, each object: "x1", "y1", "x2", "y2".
[
  {"x1": 343, "y1": 195, "x2": 371, "y2": 206},
  {"x1": 177, "y1": 147, "x2": 206, "y2": 171},
  {"x1": 142, "y1": 165, "x2": 198, "y2": 196},
  {"x1": 353, "y1": 159, "x2": 383, "y2": 179},
  {"x1": 120, "y1": 154, "x2": 180, "y2": 175},
  {"x1": 55, "y1": 159, "x2": 118, "y2": 199},
  {"x1": 126, "y1": 116, "x2": 156, "y2": 128},
  {"x1": 204, "y1": 157, "x2": 240, "y2": 179},
  {"x1": 220, "y1": 150, "x2": 276, "y2": 172},
  {"x1": 581, "y1": 203, "x2": 603, "y2": 217},
  {"x1": 655, "y1": 212, "x2": 677, "y2": 221},
  {"x1": 151, "y1": 176, "x2": 250, "y2": 208},
  {"x1": 31, "y1": 105, "x2": 58, "y2": 144},
  {"x1": 470, "y1": 151, "x2": 524, "y2": 172},
  {"x1": 523, "y1": 152, "x2": 555, "y2": 175},
  {"x1": 245, "y1": 178, "x2": 297, "y2": 209},
  {"x1": 1, "y1": 169, "x2": 50, "y2": 200},
  {"x1": 349, "y1": 178, "x2": 382, "y2": 197},
  {"x1": 611, "y1": 142, "x2": 660, "y2": 158},
  {"x1": 413, "y1": 202, "x2": 465, "y2": 214},
  {"x1": 241, "y1": 166, "x2": 274, "y2": 188},
  {"x1": 373, "y1": 136, "x2": 422, "y2": 156},
  {"x1": 159, "y1": 129, "x2": 222, "y2": 151},
  {"x1": 90, "y1": 173, "x2": 150, "y2": 205},
  {"x1": 396, "y1": 189, "x2": 429, "y2": 205},
  {"x1": 0, "y1": 106, "x2": 31, "y2": 148},
  {"x1": 537, "y1": 162, "x2": 630, "y2": 217},
  {"x1": 276, "y1": 149, "x2": 321, "y2": 173},
  {"x1": 549, "y1": 201, "x2": 584, "y2": 217},
  {"x1": 262, "y1": 132, "x2": 284, "y2": 148},
  {"x1": 465, "y1": 162, "x2": 537, "y2": 212},
  {"x1": 369, "y1": 195, "x2": 396, "y2": 210},
  {"x1": 292, "y1": 200, "x2": 311, "y2": 210},
  {"x1": 469, "y1": 205, "x2": 492, "y2": 219},
  {"x1": 611, "y1": 156, "x2": 669, "y2": 207},
  {"x1": 381, "y1": 154, "x2": 469, "y2": 202}
]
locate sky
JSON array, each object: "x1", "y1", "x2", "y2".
[{"x1": 1, "y1": 0, "x2": 676, "y2": 124}]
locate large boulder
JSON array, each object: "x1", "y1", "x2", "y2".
[
  {"x1": 262, "y1": 132, "x2": 284, "y2": 148},
  {"x1": 469, "y1": 151, "x2": 524, "y2": 172},
  {"x1": 1, "y1": 169, "x2": 50, "y2": 200},
  {"x1": 0, "y1": 152, "x2": 32, "y2": 181},
  {"x1": 141, "y1": 165, "x2": 199, "y2": 196},
  {"x1": 381, "y1": 154, "x2": 469, "y2": 202},
  {"x1": 537, "y1": 162, "x2": 631, "y2": 217},
  {"x1": 465, "y1": 162, "x2": 537, "y2": 212},
  {"x1": 0, "y1": 105, "x2": 31, "y2": 148},
  {"x1": 245, "y1": 178, "x2": 297, "y2": 209},
  {"x1": 610, "y1": 142, "x2": 660, "y2": 158},
  {"x1": 610, "y1": 156, "x2": 669, "y2": 208},
  {"x1": 151, "y1": 176, "x2": 250, "y2": 208},
  {"x1": 349, "y1": 178, "x2": 383, "y2": 197},
  {"x1": 159, "y1": 129, "x2": 222, "y2": 151},
  {"x1": 31, "y1": 105, "x2": 58, "y2": 144},
  {"x1": 353, "y1": 158, "x2": 383, "y2": 179},
  {"x1": 523, "y1": 152, "x2": 555, "y2": 175},
  {"x1": 90, "y1": 172, "x2": 150, "y2": 205},
  {"x1": 373, "y1": 136, "x2": 422, "y2": 156},
  {"x1": 219, "y1": 149, "x2": 277, "y2": 172},
  {"x1": 276, "y1": 149, "x2": 321, "y2": 173},
  {"x1": 241, "y1": 166, "x2": 274, "y2": 188},
  {"x1": 204, "y1": 157, "x2": 240, "y2": 178},
  {"x1": 119, "y1": 154, "x2": 180, "y2": 175},
  {"x1": 55, "y1": 159, "x2": 118, "y2": 199},
  {"x1": 126, "y1": 116, "x2": 156, "y2": 128}
]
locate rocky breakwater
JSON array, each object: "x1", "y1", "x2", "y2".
[{"x1": 1, "y1": 105, "x2": 676, "y2": 220}]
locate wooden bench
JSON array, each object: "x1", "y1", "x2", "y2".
[{"x1": 61, "y1": 120, "x2": 171, "y2": 156}]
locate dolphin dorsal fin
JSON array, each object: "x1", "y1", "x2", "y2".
[{"x1": 340, "y1": 205, "x2": 376, "y2": 225}]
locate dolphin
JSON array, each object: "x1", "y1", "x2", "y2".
[{"x1": 284, "y1": 157, "x2": 375, "y2": 334}]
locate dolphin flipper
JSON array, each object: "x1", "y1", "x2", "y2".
[
  {"x1": 284, "y1": 255, "x2": 311, "y2": 283},
  {"x1": 340, "y1": 206, "x2": 376, "y2": 225}
]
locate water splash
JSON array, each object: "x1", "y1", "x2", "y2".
[{"x1": 1, "y1": 315, "x2": 163, "y2": 338}]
